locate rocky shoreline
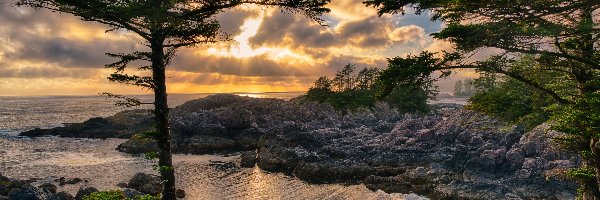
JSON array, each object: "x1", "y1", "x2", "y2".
[
  {"x1": 19, "y1": 94, "x2": 579, "y2": 199},
  {"x1": 0, "y1": 172, "x2": 177, "y2": 200}
]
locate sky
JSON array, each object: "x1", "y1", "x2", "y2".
[{"x1": 0, "y1": 0, "x2": 471, "y2": 96}]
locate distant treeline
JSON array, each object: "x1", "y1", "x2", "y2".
[{"x1": 303, "y1": 63, "x2": 430, "y2": 113}]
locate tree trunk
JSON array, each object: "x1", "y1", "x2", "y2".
[{"x1": 150, "y1": 39, "x2": 177, "y2": 200}]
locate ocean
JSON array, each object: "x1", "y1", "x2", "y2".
[
  {"x1": 0, "y1": 92, "x2": 303, "y2": 136},
  {"x1": 0, "y1": 92, "x2": 417, "y2": 200}
]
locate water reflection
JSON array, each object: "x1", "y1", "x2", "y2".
[{"x1": 0, "y1": 137, "x2": 417, "y2": 200}]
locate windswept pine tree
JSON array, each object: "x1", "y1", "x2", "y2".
[
  {"x1": 365, "y1": 0, "x2": 600, "y2": 198},
  {"x1": 14, "y1": 1, "x2": 330, "y2": 199}
]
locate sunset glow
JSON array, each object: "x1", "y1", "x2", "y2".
[{"x1": 0, "y1": 0, "x2": 464, "y2": 96}]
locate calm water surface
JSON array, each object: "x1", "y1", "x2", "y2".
[{"x1": 0, "y1": 93, "x2": 419, "y2": 200}]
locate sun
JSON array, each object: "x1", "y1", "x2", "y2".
[{"x1": 206, "y1": 13, "x2": 314, "y2": 64}]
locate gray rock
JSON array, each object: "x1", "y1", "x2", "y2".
[
  {"x1": 240, "y1": 151, "x2": 257, "y2": 168},
  {"x1": 8, "y1": 185, "x2": 46, "y2": 200},
  {"x1": 48, "y1": 192, "x2": 74, "y2": 200},
  {"x1": 127, "y1": 173, "x2": 161, "y2": 196},
  {"x1": 123, "y1": 188, "x2": 144, "y2": 199},
  {"x1": 115, "y1": 136, "x2": 158, "y2": 154},
  {"x1": 38, "y1": 183, "x2": 57, "y2": 194},
  {"x1": 75, "y1": 187, "x2": 98, "y2": 200},
  {"x1": 20, "y1": 94, "x2": 579, "y2": 199}
]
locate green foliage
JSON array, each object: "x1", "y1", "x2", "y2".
[
  {"x1": 83, "y1": 190, "x2": 160, "y2": 200},
  {"x1": 551, "y1": 93, "x2": 600, "y2": 155},
  {"x1": 305, "y1": 62, "x2": 431, "y2": 113},
  {"x1": 378, "y1": 51, "x2": 459, "y2": 99},
  {"x1": 153, "y1": 165, "x2": 174, "y2": 173},
  {"x1": 365, "y1": 0, "x2": 600, "y2": 197},
  {"x1": 132, "y1": 194, "x2": 161, "y2": 200},
  {"x1": 383, "y1": 86, "x2": 429, "y2": 113},
  {"x1": 305, "y1": 86, "x2": 377, "y2": 110},
  {"x1": 83, "y1": 190, "x2": 125, "y2": 200},
  {"x1": 144, "y1": 151, "x2": 159, "y2": 160},
  {"x1": 466, "y1": 77, "x2": 555, "y2": 130},
  {"x1": 14, "y1": 1, "x2": 331, "y2": 199},
  {"x1": 568, "y1": 168, "x2": 597, "y2": 181},
  {"x1": 141, "y1": 130, "x2": 158, "y2": 139}
]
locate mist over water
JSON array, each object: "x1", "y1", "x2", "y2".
[{"x1": 0, "y1": 92, "x2": 418, "y2": 200}]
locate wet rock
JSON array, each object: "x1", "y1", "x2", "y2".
[
  {"x1": 127, "y1": 173, "x2": 161, "y2": 196},
  {"x1": 48, "y1": 192, "x2": 74, "y2": 200},
  {"x1": 75, "y1": 187, "x2": 98, "y2": 200},
  {"x1": 115, "y1": 135, "x2": 158, "y2": 154},
  {"x1": 17, "y1": 94, "x2": 580, "y2": 199},
  {"x1": 175, "y1": 135, "x2": 237, "y2": 154},
  {"x1": 175, "y1": 189, "x2": 186, "y2": 199},
  {"x1": 8, "y1": 185, "x2": 46, "y2": 200},
  {"x1": 208, "y1": 161, "x2": 238, "y2": 171},
  {"x1": 240, "y1": 151, "x2": 257, "y2": 168},
  {"x1": 254, "y1": 109, "x2": 578, "y2": 199},
  {"x1": 20, "y1": 109, "x2": 154, "y2": 139},
  {"x1": 122, "y1": 188, "x2": 144, "y2": 199},
  {"x1": 55, "y1": 178, "x2": 82, "y2": 186},
  {"x1": 38, "y1": 183, "x2": 57, "y2": 194}
]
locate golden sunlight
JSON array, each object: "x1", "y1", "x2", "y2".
[{"x1": 207, "y1": 14, "x2": 314, "y2": 64}]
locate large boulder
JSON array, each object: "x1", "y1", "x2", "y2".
[
  {"x1": 47, "y1": 192, "x2": 74, "y2": 200},
  {"x1": 20, "y1": 110, "x2": 153, "y2": 139},
  {"x1": 38, "y1": 183, "x2": 57, "y2": 194},
  {"x1": 126, "y1": 173, "x2": 162, "y2": 196},
  {"x1": 75, "y1": 187, "x2": 98, "y2": 200},
  {"x1": 115, "y1": 135, "x2": 158, "y2": 154},
  {"x1": 8, "y1": 185, "x2": 47, "y2": 200}
]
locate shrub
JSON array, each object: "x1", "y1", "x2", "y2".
[{"x1": 83, "y1": 190, "x2": 125, "y2": 200}]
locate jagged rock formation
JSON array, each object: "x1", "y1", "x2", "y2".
[{"x1": 19, "y1": 94, "x2": 579, "y2": 199}]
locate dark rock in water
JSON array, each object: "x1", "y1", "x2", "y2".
[
  {"x1": 117, "y1": 94, "x2": 580, "y2": 199},
  {"x1": 17, "y1": 94, "x2": 579, "y2": 199},
  {"x1": 20, "y1": 109, "x2": 154, "y2": 139},
  {"x1": 240, "y1": 151, "x2": 257, "y2": 168},
  {"x1": 175, "y1": 135, "x2": 237, "y2": 154},
  {"x1": 7, "y1": 185, "x2": 46, "y2": 200},
  {"x1": 126, "y1": 173, "x2": 162, "y2": 196},
  {"x1": 75, "y1": 187, "x2": 98, "y2": 200},
  {"x1": 175, "y1": 189, "x2": 186, "y2": 199},
  {"x1": 208, "y1": 161, "x2": 238, "y2": 171},
  {"x1": 48, "y1": 192, "x2": 74, "y2": 200},
  {"x1": 115, "y1": 135, "x2": 158, "y2": 154},
  {"x1": 54, "y1": 178, "x2": 82, "y2": 186},
  {"x1": 122, "y1": 188, "x2": 144, "y2": 199},
  {"x1": 38, "y1": 183, "x2": 57, "y2": 194}
]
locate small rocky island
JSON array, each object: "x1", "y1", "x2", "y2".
[{"x1": 19, "y1": 94, "x2": 578, "y2": 199}]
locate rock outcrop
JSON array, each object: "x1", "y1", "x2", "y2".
[
  {"x1": 18, "y1": 94, "x2": 580, "y2": 199},
  {"x1": 20, "y1": 109, "x2": 153, "y2": 139}
]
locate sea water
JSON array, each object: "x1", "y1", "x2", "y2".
[{"x1": 0, "y1": 93, "x2": 419, "y2": 200}]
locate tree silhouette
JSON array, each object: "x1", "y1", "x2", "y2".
[{"x1": 14, "y1": 0, "x2": 330, "y2": 199}]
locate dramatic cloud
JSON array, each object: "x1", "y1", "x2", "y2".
[{"x1": 0, "y1": 2, "x2": 452, "y2": 96}]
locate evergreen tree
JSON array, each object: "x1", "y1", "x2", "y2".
[
  {"x1": 14, "y1": 1, "x2": 330, "y2": 199},
  {"x1": 365, "y1": 0, "x2": 600, "y2": 198}
]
